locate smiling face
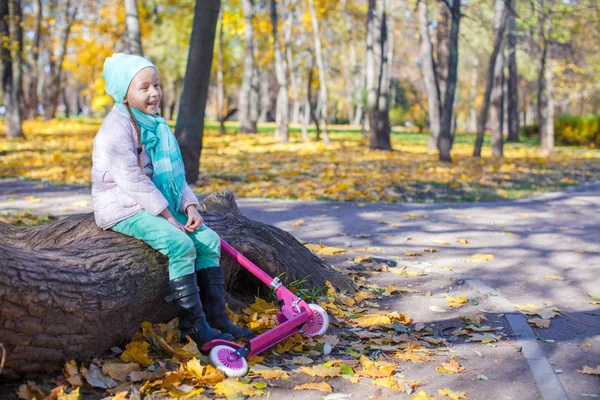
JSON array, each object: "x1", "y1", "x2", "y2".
[{"x1": 124, "y1": 67, "x2": 162, "y2": 114}]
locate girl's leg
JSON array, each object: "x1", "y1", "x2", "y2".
[
  {"x1": 173, "y1": 213, "x2": 254, "y2": 339},
  {"x1": 111, "y1": 210, "x2": 196, "y2": 280},
  {"x1": 111, "y1": 211, "x2": 233, "y2": 345}
]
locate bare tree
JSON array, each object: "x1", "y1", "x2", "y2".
[
  {"x1": 366, "y1": 0, "x2": 392, "y2": 150},
  {"x1": 506, "y1": 0, "x2": 519, "y2": 142},
  {"x1": 238, "y1": 0, "x2": 259, "y2": 133},
  {"x1": 270, "y1": 0, "x2": 290, "y2": 142},
  {"x1": 307, "y1": 0, "x2": 330, "y2": 144},
  {"x1": 473, "y1": 3, "x2": 510, "y2": 157},
  {"x1": 175, "y1": 0, "x2": 221, "y2": 182},
  {"x1": 124, "y1": 0, "x2": 143, "y2": 56},
  {"x1": 490, "y1": 0, "x2": 506, "y2": 157},
  {"x1": 43, "y1": 0, "x2": 77, "y2": 120},
  {"x1": 1, "y1": 0, "x2": 24, "y2": 138}
]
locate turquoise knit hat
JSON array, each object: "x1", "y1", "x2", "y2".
[{"x1": 102, "y1": 53, "x2": 156, "y2": 104}]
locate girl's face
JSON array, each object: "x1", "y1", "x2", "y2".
[{"x1": 124, "y1": 67, "x2": 162, "y2": 114}]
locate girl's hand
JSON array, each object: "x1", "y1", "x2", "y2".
[
  {"x1": 166, "y1": 216, "x2": 187, "y2": 232},
  {"x1": 160, "y1": 208, "x2": 186, "y2": 233},
  {"x1": 185, "y1": 206, "x2": 203, "y2": 232}
]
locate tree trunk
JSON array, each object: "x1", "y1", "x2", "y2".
[
  {"x1": 239, "y1": 0, "x2": 259, "y2": 133},
  {"x1": 0, "y1": 191, "x2": 354, "y2": 378},
  {"x1": 124, "y1": 0, "x2": 143, "y2": 56},
  {"x1": 2, "y1": 0, "x2": 24, "y2": 139},
  {"x1": 271, "y1": 0, "x2": 290, "y2": 142},
  {"x1": 489, "y1": 0, "x2": 506, "y2": 157},
  {"x1": 506, "y1": 0, "x2": 520, "y2": 142},
  {"x1": 473, "y1": 4, "x2": 510, "y2": 157},
  {"x1": 341, "y1": 0, "x2": 357, "y2": 123},
  {"x1": 307, "y1": 0, "x2": 329, "y2": 144},
  {"x1": 540, "y1": 5, "x2": 554, "y2": 155},
  {"x1": 438, "y1": 0, "x2": 461, "y2": 163},
  {"x1": 43, "y1": 0, "x2": 77, "y2": 121},
  {"x1": 436, "y1": 3, "x2": 451, "y2": 102},
  {"x1": 217, "y1": 8, "x2": 226, "y2": 135},
  {"x1": 366, "y1": 0, "x2": 392, "y2": 150},
  {"x1": 175, "y1": 0, "x2": 220, "y2": 182},
  {"x1": 468, "y1": 61, "x2": 478, "y2": 133},
  {"x1": 258, "y1": 69, "x2": 272, "y2": 123},
  {"x1": 418, "y1": 0, "x2": 441, "y2": 151},
  {"x1": 284, "y1": 0, "x2": 300, "y2": 125},
  {"x1": 24, "y1": 0, "x2": 42, "y2": 120}
]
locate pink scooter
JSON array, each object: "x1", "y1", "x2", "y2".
[{"x1": 202, "y1": 239, "x2": 330, "y2": 377}]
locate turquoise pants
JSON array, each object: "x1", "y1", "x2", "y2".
[{"x1": 111, "y1": 210, "x2": 221, "y2": 280}]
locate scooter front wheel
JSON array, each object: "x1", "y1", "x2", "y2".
[
  {"x1": 299, "y1": 304, "x2": 329, "y2": 336},
  {"x1": 209, "y1": 345, "x2": 248, "y2": 377}
]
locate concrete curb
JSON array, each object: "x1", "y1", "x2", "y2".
[{"x1": 415, "y1": 264, "x2": 570, "y2": 400}]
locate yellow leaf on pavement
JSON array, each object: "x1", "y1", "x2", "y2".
[
  {"x1": 299, "y1": 365, "x2": 343, "y2": 377},
  {"x1": 432, "y1": 240, "x2": 450, "y2": 245},
  {"x1": 456, "y1": 239, "x2": 468, "y2": 244},
  {"x1": 292, "y1": 219, "x2": 304, "y2": 227},
  {"x1": 577, "y1": 365, "x2": 600, "y2": 376},
  {"x1": 469, "y1": 254, "x2": 494, "y2": 262},
  {"x1": 23, "y1": 196, "x2": 41, "y2": 202},
  {"x1": 545, "y1": 275, "x2": 565, "y2": 281},
  {"x1": 514, "y1": 304, "x2": 560, "y2": 319},
  {"x1": 439, "y1": 388, "x2": 468, "y2": 399},
  {"x1": 412, "y1": 390, "x2": 434, "y2": 400},
  {"x1": 461, "y1": 314, "x2": 487, "y2": 324},
  {"x1": 446, "y1": 296, "x2": 468, "y2": 308},
  {"x1": 213, "y1": 378, "x2": 264, "y2": 397},
  {"x1": 293, "y1": 382, "x2": 332, "y2": 393},
  {"x1": 71, "y1": 200, "x2": 89, "y2": 207},
  {"x1": 436, "y1": 360, "x2": 465, "y2": 374},
  {"x1": 373, "y1": 377, "x2": 402, "y2": 390}
]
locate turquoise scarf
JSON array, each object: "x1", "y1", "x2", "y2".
[{"x1": 116, "y1": 102, "x2": 186, "y2": 214}]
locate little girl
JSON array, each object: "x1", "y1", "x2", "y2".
[{"x1": 91, "y1": 53, "x2": 253, "y2": 347}]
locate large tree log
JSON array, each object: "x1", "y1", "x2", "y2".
[{"x1": 0, "y1": 191, "x2": 354, "y2": 379}]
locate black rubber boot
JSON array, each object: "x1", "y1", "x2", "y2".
[
  {"x1": 165, "y1": 273, "x2": 233, "y2": 347},
  {"x1": 197, "y1": 267, "x2": 255, "y2": 340}
]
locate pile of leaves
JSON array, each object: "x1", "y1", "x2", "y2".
[{"x1": 2, "y1": 120, "x2": 600, "y2": 203}]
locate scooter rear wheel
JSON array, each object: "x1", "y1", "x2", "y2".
[
  {"x1": 299, "y1": 304, "x2": 329, "y2": 336},
  {"x1": 209, "y1": 345, "x2": 248, "y2": 377}
]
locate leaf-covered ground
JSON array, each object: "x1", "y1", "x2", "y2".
[{"x1": 1, "y1": 120, "x2": 599, "y2": 203}]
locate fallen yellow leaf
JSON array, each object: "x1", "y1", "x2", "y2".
[
  {"x1": 545, "y1": 275, "x2": 565, "y2": 281},
  {"x1": 293, "y1": 382, "x2": 332, "y2": 393},
  {"x1": 469, "y1": 254, "x2": 494, "y2": 262},
  {"x1": 213, "y1": 378, "x2": 264, "y2": 397},
  {"x1": 528, "y1": 318, "x2": 551, "y2": 328},
  {"x1": 439, "y1": 388, "x2": 468, "y2": 400},
  {"x1": 292, "y1": 219, "x2": 304, "y2": 227},
  {"x1": 436, "y1": 360, "x2": 465, "y2": 374},
  {"x1": 577, "y1": 365, "x2": 600, "y2": 376},
  {"x1": 412, "y1": 390, "x2": 434, "y2": 400},
  {"x1": 446, "y1": 296, "x2": 468, "y2": 308}
]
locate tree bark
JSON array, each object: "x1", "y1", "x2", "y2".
[
  {"x1": 175, "y1": 0, "x2": 220, "y2": 182},
  {"x1": 217, "y1": 8, "x2": 226, "y2": 135},
  {"x1": 436, "y1": 3, "x2": 451, "y2": 102},
  {"x1": 0, "y1": 191, "x2": 354, "y2": 378},
  {"x1": 418, "y1": 0, "x2": 441, "y2": 152},
  {"x1": 24, "y1": 0, "x2": 42, "y2": 120},
  {"x1": 43, "y1": 0, "x2": 77, "y2": 121},
  {"x1": 438, "y1": 0, "x2": 461, "y2": 163},
  {"x1": 366, "y1": 0, "x2": 392, "y2": 150},
  {"x1": 238, "y1": 0, "x2": 259, "y2": 133},
  {"x1": 271, "y1": 0, "x2": 290, "y2": 142},
  {"x1": 489, "y1": 0, "x2": 506, "y2": 157},
  {"x1": 2, "y1": 0, "x2": 24, "y2": 139},
  {"x1": 473, "y1": 4, "x2": 510, "y2": 157},
  {"x1": 307, "y1": 0, "x2": 330, "y2": 144},
  {"x1": 124, "y1": 0, "x2": 144, "y2": 56},
  {"x1": 506, "y1": 0, "x2": 520, "y2": 142}
]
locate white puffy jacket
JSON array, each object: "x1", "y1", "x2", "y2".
[{"x1": 91, "y1": 106, "x2": 199, "y2": 229}]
